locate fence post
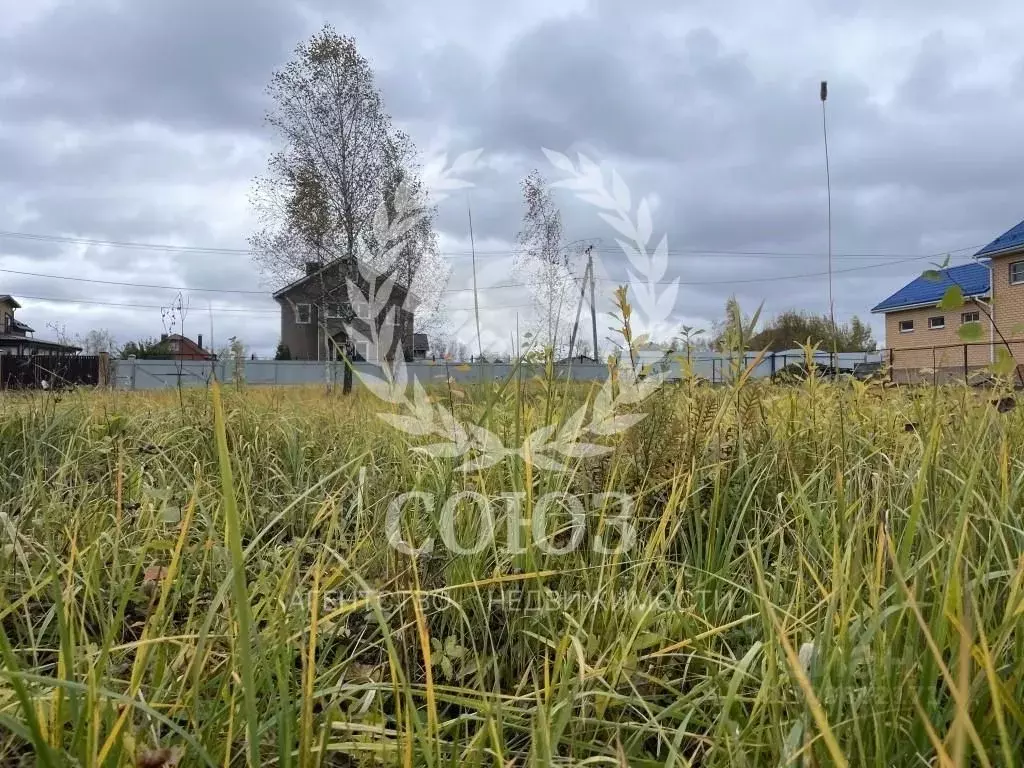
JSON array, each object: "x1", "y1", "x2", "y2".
[
  {"x1": 932, "y1": 346, "x2": 937, "y2": 388},
  {"x1": 770, "y1": 352, "x2": 776, "y2": 380},
  {"x1": 98, "y1": 352, "x2": 110, "y2": 387},
  {"x1": 963, "y1": 344, "x2": 968, "y2": 384},
  {"x1": 129, "y1": 357, "x2": 137, "y2": 391}
]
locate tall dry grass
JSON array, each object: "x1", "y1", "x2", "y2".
[{"x1": 0, "y1": 371, "x2": 1022, "y2": 766}]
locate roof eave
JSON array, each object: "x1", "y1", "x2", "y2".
[
  {"x1": 271, "y1": 257, "x2": 419, "y2": 304},
  {"x1": 871, "y1": 291, "x2": 990, "y2": 314},
  {"x1": 973, "y1": 244, "x2": 1024, "y2": 261}
]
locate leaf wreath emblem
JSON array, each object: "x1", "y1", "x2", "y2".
[
  {"x1": 542, "y1": 148, "x2": 680, "y2": 329},
  {"x1": 366, "y1": 360, "x2": 662, "y2": 473},
  {"x1": 356, "y1": 148, "x2": 676, "y2": 472}
]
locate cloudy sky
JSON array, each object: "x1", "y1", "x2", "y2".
[{"x1": 2, "y1": 0, "x2": 1023, "y2": 357}]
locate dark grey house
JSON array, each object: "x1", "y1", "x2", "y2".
[
  {"x1": 413, "y1": 333, "x2": 430, "y2": 360},
  {"x1": 0, "y1": 295, "x2": 81, "y2": 356},
  {"x1": 272, "y1": 259, "x2": 417, "y2": 362}
]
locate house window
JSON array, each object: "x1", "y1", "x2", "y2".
[
  {"x1": 928, "y1": 316, "x2": 945, "y2": 330},
  {"x1": 354, "y1": 341, "x2": 370, "y2": 361},
  {"x1": 1011, "y1": 261, "x2": 1024, "y2": 285},
  {"x1": 325, "y1": 303, "x2": 343, "y2": 319},
  {"x1": 898, "y1": 320, "x2": 914, "y2": 333},
  {"x1": 961, "y1": 311, "x2": 980, "y2": 324},
  {"x1": 355, "y1": 302, "x2": 370, "y2": 320},
  {"x1": 295, "y1": 303, "x2": 311, "y2": 324}
]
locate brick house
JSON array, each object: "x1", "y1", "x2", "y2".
[
  {"x1": 163, "y1": 333, "x2": 213, "y2": 361},
  {"x1": 871, "y1": 218, "x2": 1024, "y2": 381},
  {"x1": 272, "y1": 259, "x2": 417, "y2": 362}
]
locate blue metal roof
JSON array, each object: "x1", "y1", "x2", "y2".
[
  {"x1": 975, "y1": 218, "x2": 1024, "y2": 258},
  {"x1": 871, "y1": 262, "x2": 989, "y2": 313}
]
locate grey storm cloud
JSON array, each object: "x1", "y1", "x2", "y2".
[
  {"x1": 2, "y1": 0, "x2": 1024, "y2": 355},
  {"x1": 0, "y1": 0, "x2": 304, "y2": 132}
]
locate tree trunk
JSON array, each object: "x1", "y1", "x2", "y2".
[{"x1": 342, "y1": 343, "x2": 353, "y2": 395}]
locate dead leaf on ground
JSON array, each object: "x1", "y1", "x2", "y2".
[
  {"x1": 143, "y1": 566, "x2": 169, "y2": 585},
  {"x1": 347, "y1": 662, "x2": 383, "y2": 682},
  {"x1": 137, "y1": 745, "x2": 184, "y2": 768}
]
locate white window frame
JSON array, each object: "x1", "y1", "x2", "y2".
[
  {"x1": 294, "y1": 303, "x2": 311, "y2": 325},
  {"x1": 324, "y1": 303, "x2": 343, "y2": 319},
  {"x1": 1010, "y1": 260, "x2": 1024, "y2": 285},
  {"x1": 355, "y1": 302, "x2": 370, "y2": 320},
  {"x1": 354, "y1": 340, "x2": 371, "y2": 361},
  {"x1": 961, "y1": 311, "x2": 980, "y2": 324},
  {"x1": 928, "y1": 316, "x2": 945, "y2": 330},
  {"x1": 898, "y1": 319, "x2": 914, "y2": 333}
]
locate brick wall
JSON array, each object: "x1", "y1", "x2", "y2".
[
  {"x1": 990, "y1": 253, "x2": 1024, "y2": 345},
  {"x1": 882, "y1": 251, "x2": 1024, "y2": 380},
  {"x1": 884, "y1": 299, "x2": 991, "y2": 370}
]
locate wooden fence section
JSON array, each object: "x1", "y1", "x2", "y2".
[{"x1": 0, "y1": 355, "x2": 103, "y2": 389}]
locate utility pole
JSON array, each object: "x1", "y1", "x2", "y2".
[
  {"x1": 468, "y1": 198, "x2": 483, "y2": 360},
  {"x1": 567, "y1": 255, "x2": 591, "y2": 361},
  {"x1": 587, "y1": 245, "x2": 598, "y2": 362}
]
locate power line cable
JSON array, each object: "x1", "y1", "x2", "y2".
[
  {"x1": 0, "y1": 247, "x2": 972, "y2": 298},
  {"x1": 12, "y1": 291, "x2": 543, "y2": 315},
  {"x1": 0, "y1": 228, "x2": 984, "y2": 261},
  {"x1": 9, "y1": 293, "x2": 278, "y2": 313}
]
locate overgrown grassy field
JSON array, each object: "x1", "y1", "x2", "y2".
[{"x1": 0, "y1": 374, "x2": 1022, "y2": 766}]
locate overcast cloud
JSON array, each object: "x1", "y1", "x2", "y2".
[{"x1": 2, "y1": 0, "x2": 1023, "y2": 356}]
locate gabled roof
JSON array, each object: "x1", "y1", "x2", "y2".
[
  {"x1": 0, "y1": 295, "x2": 22, "y2": 309},
  {"x1": 974, "y1": 218, "x2": 1024, "y2": 259},
  {"x1": 871, "y1": 262, "x2": 990, "y2": 314},
  {"x1": 166, "y1": 333, "x2": 214, "y2": 359},
  {"x1": 272, "y1": 257, "x2": 419, "y2": 306},
  {"x1": 9, "y1": 318, "x2": 34, "y2": 333}
]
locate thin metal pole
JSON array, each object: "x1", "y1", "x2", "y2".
[
  {"x1": 468, "y1": 198, "x2": 483, "y2": 360},
  {"x1": 821, "y1": 81, "x2": 835, "y2": 338},
  {"x1": 588, "y1": 247, "x2": 599, "y2": 362}
]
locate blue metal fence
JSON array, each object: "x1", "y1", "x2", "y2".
[{"x1": 109, "y1": 350, "x2": 884, "y2": 391}]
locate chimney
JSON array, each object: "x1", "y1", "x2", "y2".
[
  {"x1": 197, "y1": 333, "x2": 203, "y2": 350},
  {"x1": 305, "y1": 261, "x2": 319, "y2": 276},
  {"x1": 160, "y1": 333, "x2": 168, "y2": 342}
]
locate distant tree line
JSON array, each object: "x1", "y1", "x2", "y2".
[
  {"x1": 119, "y1": 337, "x2": 173, "y2": 360},
  {"x1": 707, "y1": 298, "x2": 876, "y2": 353},
  {"x1": 744, "y1": 310, "x2": 876, "y2": 352}
]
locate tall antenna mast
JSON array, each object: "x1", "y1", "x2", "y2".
[{"x1": 820, "y1": 80, "x2": 835, "y2": 336}]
